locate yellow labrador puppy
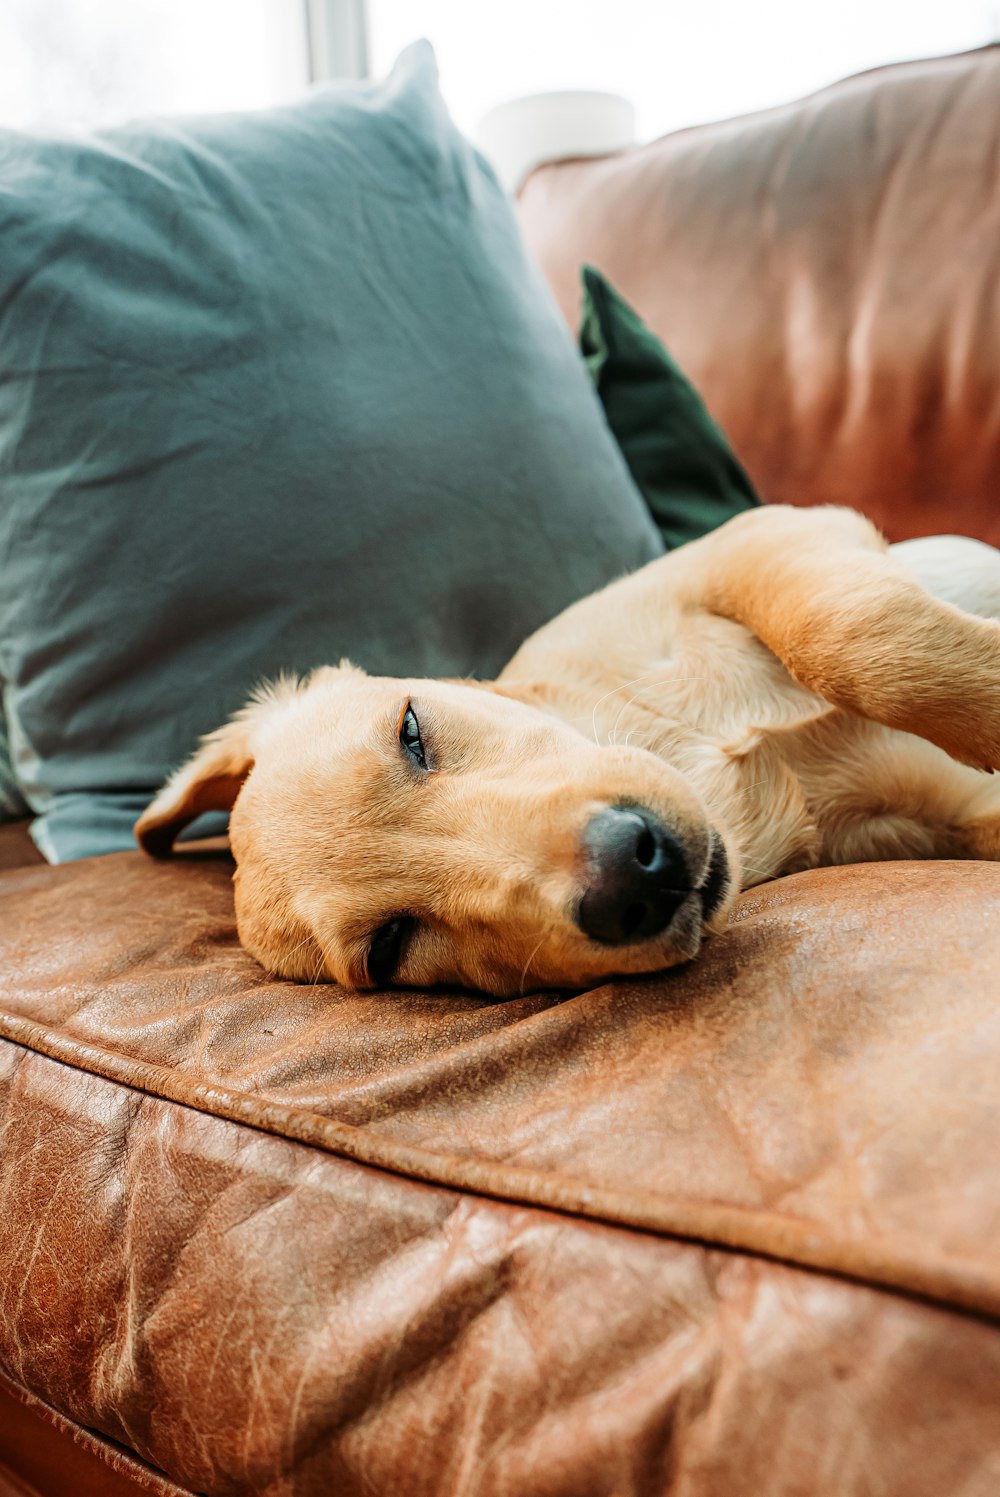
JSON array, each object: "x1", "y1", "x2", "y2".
[{"x1": 137, "y1": 506, "x2": 1000, "y2": 995}]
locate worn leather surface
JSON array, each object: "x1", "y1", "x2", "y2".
[
  {"x1": 519, "y1": 46, "x2": 1000, "y2": 545},
  {"x1": 0, "y1": 823, "x2": 42, "y2": 873},
  {"x1": 0, "y1": 1367, "x2": 187, "y2": 1497},
  {"x1": 3, "y1": 849, "x2": 1000, "y2": 1494}
]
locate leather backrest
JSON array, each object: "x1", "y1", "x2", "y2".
[{"x1": 519, "y1": 47, "x2": 1000, "y2": 544}]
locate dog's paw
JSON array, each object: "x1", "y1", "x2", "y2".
[
  {"x1": 926, "y1": 700, "x2": 1000, "y2": 774},
  {"x1": 902, "y1": 612, "x2": 1000, "y2": 772}
]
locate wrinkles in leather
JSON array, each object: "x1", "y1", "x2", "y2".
[
  {"x1": 4, "y1": 842, "x2": 1000, "y2": 1490},
  {"x1": 5, "y1": 849, "x2": 1000, "y2": 1315},
  {"x1": 0, "y1": 1364, "x2": 189, "y2": 1497},
  {"x1": 4, "y1": 1055, "x2": 1000, "y2": 1496}
]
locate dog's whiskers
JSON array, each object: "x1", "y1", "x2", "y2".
[
  {"x1": 275, "y1": 929, "x2": 314, "y2": 965},
  {"x1": 518, "y1": 931, "x2": 552, "y2": 996},
  {"x1": 273, "y1": 926, "x2": 332, "y2": 984},
  {"x1": 586, "y1": 671, "x2": 713, "y2": 748},
  {"x1": 607, "y1": 680, "x2": 681, "y2": 745},
  {"x1": 585, "y1": 667, "x2": 687, "y2": 747}
]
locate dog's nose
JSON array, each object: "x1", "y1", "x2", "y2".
[{"x1": 576, "y1": 808, "x2": 691, "y2": 945}]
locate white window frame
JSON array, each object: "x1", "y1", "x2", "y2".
[{"x1": 304, "y1": 0, "x2": 370, "y2": 81}]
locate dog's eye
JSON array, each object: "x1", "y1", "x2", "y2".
[
  {"x1": 367, "y1": 915, "x2": 413, "y2": 986},
  {"x1": 398, "y1": 700, "x2": 428, "y2": 770}
]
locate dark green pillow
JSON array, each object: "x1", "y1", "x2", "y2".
[{"x1": 581, "y1": 265, "x2": 760, "y2": 549}]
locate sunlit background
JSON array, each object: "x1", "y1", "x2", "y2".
[{"x1": 1, "y1": 0, "x2": 998, "y2": 141}]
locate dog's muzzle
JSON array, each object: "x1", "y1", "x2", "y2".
[{"x1": 575, "y1": 807, "x2": 695, "y2": 945}]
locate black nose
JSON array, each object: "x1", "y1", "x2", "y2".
[{"x1": 576, "y1": 808, "x2": 691, "y2": 945}]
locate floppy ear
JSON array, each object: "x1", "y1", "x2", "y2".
[{"x1": 135, "y1": 676, "x2": 304, "y2": 858}]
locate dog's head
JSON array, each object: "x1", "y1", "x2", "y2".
[{"x1": 135, "y1": 666, "x2": 736, "y2": 996}]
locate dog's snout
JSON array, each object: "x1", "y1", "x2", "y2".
[{"x1": 576, "y1": 808, "x2": 690, "y2": 945}]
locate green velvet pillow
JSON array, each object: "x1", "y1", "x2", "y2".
[{"x1": 581, "y1": 265, "x2": 760, "y2": 549}]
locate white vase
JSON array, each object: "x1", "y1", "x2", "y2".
[{"x1": 475, "y1": 89, "x2": 636, "y2": 194}]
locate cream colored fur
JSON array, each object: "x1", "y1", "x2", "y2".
[{"x1": 136, "y1": 507, "x2": 1000, "y2": 995}]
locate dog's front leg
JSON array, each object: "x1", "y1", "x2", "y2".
[{"x1": 677, "y1": 505, "x2": 1000, "y2": 772}]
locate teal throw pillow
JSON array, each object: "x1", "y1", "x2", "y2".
[{"x1": 0, "y1": 46, "x2": 662, "y2": 860}]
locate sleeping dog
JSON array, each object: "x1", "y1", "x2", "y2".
[{"x1": 136, "y1": 505, "x2": 1000, "y2": 995}]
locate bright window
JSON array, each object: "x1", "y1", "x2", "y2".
[
  {"x1": 0, "y1": 0, "x2": 308, "y2": 130},
  {"x1": 2, "y1": 1, "x2": 998, "y2": 142},
  {"x1": 370, "y1": 0, "x2": 1000, "y2": 142}
]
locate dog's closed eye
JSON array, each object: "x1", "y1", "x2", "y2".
[{"x1": 367, "y1": 915, "x2": 415, "y2": 986}]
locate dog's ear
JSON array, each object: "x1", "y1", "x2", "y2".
[
  {"x1": 135, "y1": 676, "x2": 304, "y2": 858},
  {"x1": 303, "y1": 659, "x2": 368, "y2": 690}
]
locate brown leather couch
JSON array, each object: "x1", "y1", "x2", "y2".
[{"x1": 2, "y1": 45, "x2": 1000, "y2": 1497}]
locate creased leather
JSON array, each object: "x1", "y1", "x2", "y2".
[
  {"x1": 518, "y1": 46, "x2": 1000, "y2": 545},
  {"x1": 4, "y1": 853, "x2": 1000, "y2": 1317},
  {"x1": 0, "y1": 1365, "x2": 187, "y2": 1496},
  {"x1": 3, "y1": 851, "x2": 1000, "y2": 1493}
]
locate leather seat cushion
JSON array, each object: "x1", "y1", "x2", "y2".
[{"x1": 2, "y1": 849, "x2": 1000, "y2": 1493}]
